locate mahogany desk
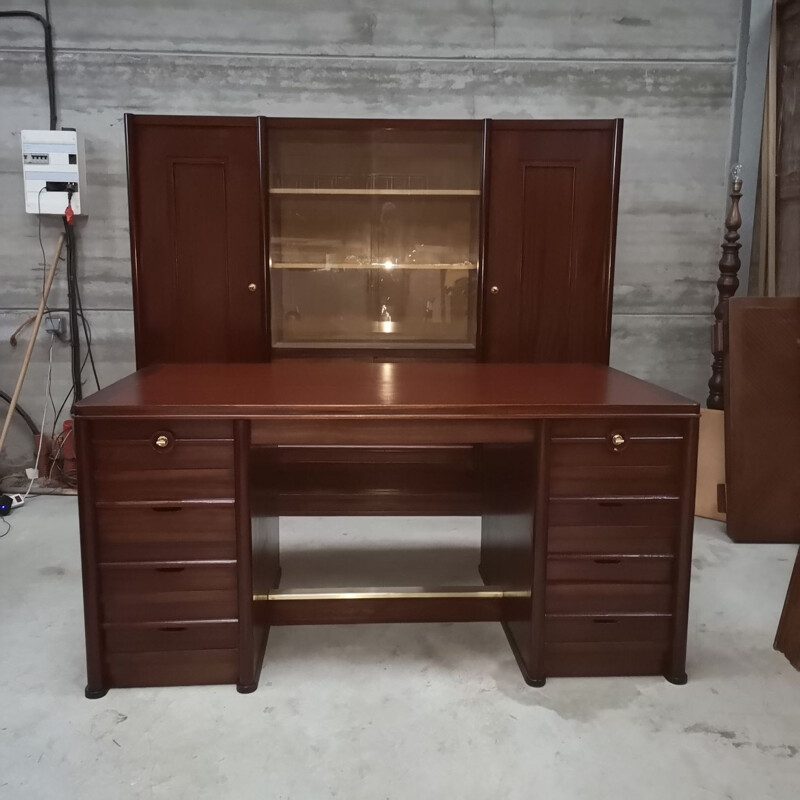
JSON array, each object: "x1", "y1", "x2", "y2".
[{"x1": 74, "y1": 362, "x2": 699, "y2": 697}]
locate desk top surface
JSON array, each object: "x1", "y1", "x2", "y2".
[{"x1": 75, "y1": 362, "x2": 698, "y2": 419}]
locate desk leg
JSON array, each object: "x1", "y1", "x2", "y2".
[
  {"x1": 237, "y1": 426, "x2": 281, "y2": 693},
  {"x1": 478, "y1": 423, "x2": 547, "y2": 686}
]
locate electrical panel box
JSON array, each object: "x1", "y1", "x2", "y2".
[{"x1": 21, "y1": 129, "x2": 87, "y2": 215}]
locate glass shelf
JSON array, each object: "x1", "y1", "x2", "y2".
[{"x1": 268, "y1": 125, "x2": 482, "y2": 350}]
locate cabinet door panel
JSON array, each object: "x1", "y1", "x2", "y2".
[
  {"x1": 126, "y1": 115, "x2": 268, "y2": 367},
  {"x1": 482, "y1": 122, "x2": 621, "y2": 363}
]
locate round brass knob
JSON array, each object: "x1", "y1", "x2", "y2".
[
  {"x1": 610, "y1": 432, "x2": 626, "y2": 449},
  {"x1": 490, "y1": 286, "x2": 500, "y2": 295},
  {"x1": 154, "y1": 434, "x2": 170, "y2": 449},
  {"x1": 248, "y1": 283, "x2": 257, "y2": 293}
]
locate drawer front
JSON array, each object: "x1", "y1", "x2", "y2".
[
  {"x1": 550, "y1": 463, "x2": 682, "y2": 497},
  {"x1": 104, "y1": 620, "x2": 238, "y2": 653},
  {"x1": 94, "y1": 469, "x2": 235, "y2": 502},
  {"x1": 545, "y1": 614, "x2": 672, "y2": 643},
  {"x1": 547, "y1": 555, "x2": 674, "y2": 583},
  {"x1": 96, "y1": 504, "x2": 236, "y2": 563},
  {"x1": 93, "y1": 440, "x2": 234, "y2": 473},
  {"x1": 100, "y1": 563, "x2": 237, "y2": 622},
  {"x1": 546, "y1": 583, "x2": 673, "y2": 615},
  {"x1": 548, "y1": 498, "x2": 680, "y2": 556},
  {"x1": 551, "y1": 418, "x2": 685, "y2": 440},
  {"x1": 92, "y1": 420, "x2": 233, "y2": 442},
  {"x1": 544, "y1": 641, "x2": 669, "y2": 678},
  {"x1": 105, "y1": 649, "x2": 238, "y2": 687}
]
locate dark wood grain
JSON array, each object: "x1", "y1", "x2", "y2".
[
  {"x1": 482, "y1": 120, "x2": 622, "y2": 364},
  {"x1": 126, "y1": 114, "x2": 268, "y2": 367},
  {"x1": 103, "y1": 620, "x2": 238, "y2": 653},
  {"x1": 544, "y1": 641, "x2": 669, "y2": 678},
  {"x1": 74, "y1": 362, "x2": 697, "y2": 420},
  {"x1": 105, "y1": 649, "x2": 238, "y2": 687},
  {"x1": 545, "y1": 614, "x2": 672, "y2": 644},
  {"x1": 724, "y1": 298, "x2": 800, "y2": 542}
]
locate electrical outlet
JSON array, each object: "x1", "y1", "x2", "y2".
[{"x1": 45, "y1": 315, "x2": 66, "y2": 338}]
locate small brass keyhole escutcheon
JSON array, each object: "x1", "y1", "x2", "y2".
[
  {"x1": 610, "y1": 432, "x2": 626, "y2": 449},
  {"x1": 154, "y1": 435, "x2": 170, "y2": 449}
]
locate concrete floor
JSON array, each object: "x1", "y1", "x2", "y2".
[{"x1": 0, "y1": 497, "x2": 798, "y2": 799}]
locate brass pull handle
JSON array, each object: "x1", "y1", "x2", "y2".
[
  {"x1": 248, "y1": 283, "x2": 257, "y2": 293},
  {"x1": 490, "y1": 285, "x2": 499, "y2": 295},
  {"x1": 610, "y1": 432, "x2": 627, "y2": 450}
]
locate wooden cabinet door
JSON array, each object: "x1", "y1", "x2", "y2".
[
  {"x1": 481, "y1": 121, "x2": 622, "y2": 364},
  {"x1": 126, "y1": 115, "x2": 268, "y2": 368}
]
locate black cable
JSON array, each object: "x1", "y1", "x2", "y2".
[
  {"x1": 0, "y1": 517, "x2": 10, "y2": 538},
  {"x1": 63, "y1": 218, "x2": 82, "y2": 402},
  {"x1": 73, "y1": 273, "x2": 100, "y2": 391},
  {"x1": 0, "y1": 10, "x2": 56, "y2": 130},
  {"x1": 0, "y1": 390, "x2": 41, "y2": 437}
]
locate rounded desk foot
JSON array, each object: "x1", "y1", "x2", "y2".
[
  {"x1": 85, "y1": 685, "x2": 108, "y2": 699},
  {"x1": 665, "y1": 672, "x2": 688, "y2": 686},
  {"x1": 526, "y1": 677, "x2": 546, "y2": 688},
  {"x1": 237, "y1": 682, "x2": 258, "y2": 694}
]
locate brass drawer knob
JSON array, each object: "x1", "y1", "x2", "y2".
[
  {"x1": 152, "y1": 432, "x2": 173, "y2": 450},
  {"x1": 490, "y1": 285, "x2": 500, "y2": 295},
  {"x1": 610, "y1": 432, "x2": 626, "y2": 449},
  {"x1": 248, "y1": 283, "x2": 257, "y2": 293}
]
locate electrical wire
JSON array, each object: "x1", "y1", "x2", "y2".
[
  {"x1": 0, "y1": 9, "x2": 56, "y2": 130},
  {"x1": 0, "y1": 516, "x2": 10, "y2": 538},
  {"x1": 0, "y1": 390, "x2": 40, "y2": 437}
]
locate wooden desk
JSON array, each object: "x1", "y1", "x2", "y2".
[{"x1": 74, "y1": 362, "x2": 699, "y2": 697}]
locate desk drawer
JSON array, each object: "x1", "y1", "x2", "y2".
[
  {"x1": 551, "y1": 419, "x2": 685, "y2": 440},
  {"x1": 545, "y1": 614, "x2": 672, "y2": 643},
  {"x1": 544, "y1": 641, "x2": 669, "y2": 678},
  {"x1": 103, "y1": 620, "x2": 238, "y2": 653},
  {"x1": 96, "y1": 504, "x2": 236, "y2": 563},
  {"x1": 548, "y1": 498, "x2": 680, "y2": 556},
  {"x1": 100, "y1": 562, "x2": 237, "y2": 622},
  {"x1": 93, "y1": 440, "x2": 234, "y2": 473},
  {"x1": 105, "y1": 649, "x2": 238, "y2": 687},
  {"x1": 546, "y1": 583, "x2": 673, "y2": 615},
  {"x1": 94, "y1": 468, "x2": 235, "y2": 502},
  {"x1": 547, "y1": 555, "x2": 674, "y2": 584},
  {"x1": 92, "y1": 420, "x2": 233, "y2": 442}
]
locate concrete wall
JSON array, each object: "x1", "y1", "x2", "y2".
[{"x1": 0, "y1": 1, "x2": 740, "y2": 470}]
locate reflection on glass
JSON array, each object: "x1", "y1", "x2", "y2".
[{"x1": 268, "y1": 126, "x2": 482, "y2": 349}]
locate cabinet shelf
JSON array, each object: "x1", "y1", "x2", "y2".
[
  {"x1": 271, "y1": 262, "x2": 477, "y2": 271},
  {"x1": 269, "y1": 188, "x2": 480, "y2": 197}
]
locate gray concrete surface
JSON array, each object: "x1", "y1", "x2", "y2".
[
  {"x1": 0, "y1": 2, "x2": 741, "y2": 469},
  {"x1": 0, "y1": 497, "x2": 798, "y2": 799}
]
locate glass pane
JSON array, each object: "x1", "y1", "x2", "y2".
[{"x1": 268, "y1": 125, "x2": 482, "y2": 349}]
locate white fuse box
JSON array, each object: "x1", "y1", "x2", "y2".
[{"x1": 21, "y1": 129, "x2": 87, "y2": 215}]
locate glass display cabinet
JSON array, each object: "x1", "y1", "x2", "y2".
[
  {"x1": 125, "y1": 116, "x2": 621, "y2": 367},
  {"x1": 268, "y1": 124, "x2": 482, "y2": 351}
]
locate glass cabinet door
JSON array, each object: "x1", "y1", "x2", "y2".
[{"x1": 268, "y1": 123, "x2": 482, "y2": 350}]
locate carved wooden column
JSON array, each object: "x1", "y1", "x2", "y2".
[{"x1": 707, "y1": 167, "x2": 743, "y2": 410}]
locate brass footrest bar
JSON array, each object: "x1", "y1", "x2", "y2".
[
  {"x1": 255, "y1": 585, "x2": 531, "y2": 602},
  {"x1": 253, "y1": 586, "x2": 531, "y2": 626}
]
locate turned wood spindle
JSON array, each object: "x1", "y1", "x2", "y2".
[{"x1": 707, "y1": 167, "x2": 743, "y2": 410}]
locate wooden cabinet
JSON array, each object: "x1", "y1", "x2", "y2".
[
  {"x1": 126, "y1": 116, "x2": 621, "y2": 366},
  {"x1": 126, "y1": 116, "x2": 268, "y2": 368}
]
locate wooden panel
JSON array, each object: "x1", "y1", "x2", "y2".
[
  {"x1": 550, "y1": 418, "x2": 684, "y2": 439},
  {"x1": 550, "y1": 464, "x2": 681, "y2": 497},
  {"x1": 126, "y1": 115, "x2": 267, "y2": 367},
  {"x1": 92, "y1": 419, "x2": 233, "y2": 441},
  {"x1": 104, "y1": 620, "x2": 238, "y2": 653},
  {"x1": 96, "y1": 504, "x2": 236, "y2": 563},
  {"x1": 544, "y1": 641, "x2": 669, "y2": 677},
  {"x1": 545, "y1": 614, "x2": 672, "y2": 643},
  {"x1": 105, "y1": 649, "x2": 238, "y2": 687},
  {"x1": 482, "y1": 121, "x2": 621, "y2": 363},
  {"x1": 725, "y1": 298, "x2": 800, "y2": 542},
  {"x1": 94, "y1": 468, "x2": 235, "y2": 502},
  {"x1": 93, "y1": 440, "x2": 234, "y2": 472},
  {"x1": 775, "y1": 548, "x2": 800, "y2": 670},
  {"x1": 546, "y1": 583, "x2": 673, "y2": 615},
  {"x1": 100, "y1": 562, "x2": 238, "y2": 622},
  {"x1": 547, "y1": 555, "x2": 674, "y2": 584},
  {"x1": 251, "y1": 418, "x2": 535, "y2": 446}
]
